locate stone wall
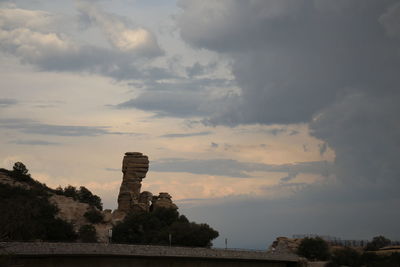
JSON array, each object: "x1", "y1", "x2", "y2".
[{"x1": 1, "y1": 242, "x2": 300, "y2": 267}]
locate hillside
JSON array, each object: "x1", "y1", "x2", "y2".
[
  {"x1": 0, "y1": 158, "x2": 219, "y2": 247},
  {"x1": 0, "y1": 166, "x2": 111, "y2": 242}
]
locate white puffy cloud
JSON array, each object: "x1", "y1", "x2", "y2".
[
  {"x1": 76, "y1": 1, "x2": 163, "y2": 57},
  {"x1": 0, "y1": 6, "x2": 76, "y2": 63},
  {"x1": 0, "y1": 4, "x2": 163, "y2": 79},
  {"x1": 0, "y1": 7, "x2": 53, "y2": 30}
]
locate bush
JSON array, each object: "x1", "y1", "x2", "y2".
[
  {"x1": 12, "y1": 162, "x2": 29, "y2": 175},
  {"x1": 78, "y1": 225, "x2": 97, "y2": 243},
  {"x1": 329, "y1": 247, "x2": 362, "y2": 267},
  {"x1": 78, "y1": 186, "x2": 103, "y2": 210},
  {"x1": 0, "y1": 183, "x2": 76, "y2": 242},
  {"x1": 45, "y1": 219, "x2": 77, "y2": 242},
  {"x1": 112, "y1": 208, "x2": 219, "y2": 247},
  {"x1": 297, "y1": 237, "x2": 330, "y2": 261},
  {"x1": 55, "y1": 185, "x2": 103, "y2": 210},
  {"x1": 84, "y1": 209, "x2": 104, "y2": 224},
  {"x1": 365, "y1": 235, "x2": 391, "y2": 251}
]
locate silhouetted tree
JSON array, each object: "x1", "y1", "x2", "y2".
[
  {"x1": 12, "y1": 162, "x2": 29, "y2": 175},
  {"x1": 0, "y1": 182, "x2": 76, "y2": 242},
  {"x1": 112, "y1": 208, "x2": 219, "y2": 247},
  {"x1": 297, "y1": 237, "x2": 330, "y2": 261},
  {"x1": 365, "y1": 235, "x2": 391, "y2": 251},
  {"x1": 78, "y1": 186, "x2": 103, "y2": 210},
  {"x1": 84, "y1": 209, "x2": 104, "y2": 224}
]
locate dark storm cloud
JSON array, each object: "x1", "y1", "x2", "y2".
[
  {"x1": 151, "y1": 158, "x2": 332, "y2": 178},
  {"x1": 116, "y1": 91, "x2": 207, "y2": 117},
  {"x1": 115, "y1": 77, "x2": 235, "y2": 117},
  {"x1": 178, "y1": 0, "x2": 400, "y2": 124},
  {"x1": 0, "y1": 98, "x2": 17, "y2": 108},
  {"x1": 177, "y1": 0, "x2": 400, "y2": 189},
  {"x1": 0, "y1": 119, "x2": 135, "y2": 136},
  {"x1": 160, "y1": 131, "x2": 212, "y2": 138}
]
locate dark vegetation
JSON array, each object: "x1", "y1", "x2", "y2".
[
  {"x1": 55, "y1": 185, "x2": 103, "y2": 210},
  {"x1": 112, "y1": 208, "x2": 219, "y2": 247},
  {"x1": 1, "y1": 162, "x2": 219, "y2": 248},
  {"x1": 78, "y1": 225, "x2": 98, "y2": 243},
  {"x1": 0, "y1": 172, "x2": 76, "y2": 241},
  {"x1": 297, "y1": 236, "x2": 400, "y2": 267},
  {"x1": 84, "y1": 209, "x2": 104, "y2": 224},
  {"x1": 0, "y1": 162, "x2": 100, "y2": 242},
  {"x1": 365, "y1": 235, "x2": 391, "y2": 251},
  {"x1": 297, "y1": 237, "x2": 330, "y2": 261}
]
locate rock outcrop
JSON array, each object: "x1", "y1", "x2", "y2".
[
  {"x1": 152, "y1": 192, "x2": 178, "y2": 210},
  {"x1": 268, "y1": 237, "x2": 302, "y2": 254},
  {"x1": 114, "y1": 152, "x2": 177, "y2": 219},
  {"x1": 1, "y1": 152, "x2": 178, "y2": 243},
  {"x1": 117, "y1": 152, "x2": 149, "y2": 213}
]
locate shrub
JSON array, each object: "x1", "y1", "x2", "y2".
[
  {"x1": 329, "y1": 247, "x2": 362, "y2": 267},
  {"x1": 297, "y1": 237, "x2": 330, "y2": 261},
  {"x1": 12, "y1": 162, "x2": 29, "y2": 175},
  {"x1": 84, "y1": 209, "x2": 104, "y2": 224},
  {"x1": 77, "y1": 186, "x2": 102, "y2": 210},
  {"x1": 56, "y1": 185, "x2": 103, "y2": 210},
  {"x1": 78, "y1": 225, "x2": 98, "y2": 243},
  {"x1": 0, "y1": 182, "x2": 76, "y2": 242},
  {"x1": 45, "y1": 219, "x2": 77, "y2": 242},
  {"x1": 112, "y1": 208, "x2": 219, "y2": 247},
  {"x1": 365, "y1": 235, "x2": 391, "y2": 251}
]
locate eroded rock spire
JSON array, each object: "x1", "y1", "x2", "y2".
[
  {"x1": 116, "y1": 152, "x2": 177, "y2": 217},
  {"x1": 117, "y1": 152, "x2": 149, "y2": 212}
]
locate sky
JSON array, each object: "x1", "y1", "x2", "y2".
[{"x1": 1, "y1": 0, "x2": 400, "y2": 249}]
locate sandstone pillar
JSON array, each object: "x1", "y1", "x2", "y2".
[{"x1": 117, "y1": 152, "x2": 149, "y2": 213}]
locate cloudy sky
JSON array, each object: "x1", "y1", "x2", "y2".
[{"x1": 1, "y1": 0, "x2": 400, "y2": 249}]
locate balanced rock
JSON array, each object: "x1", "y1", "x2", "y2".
[
  {"x1": 151, "y1": 192, "x2": 178, "y2": 210},
  {"x1": 116, "y1": 152, "x2": 178, "y2": 216},
  {"x1": 117, "y1": 152, "x2": 149, "y2": 213}
]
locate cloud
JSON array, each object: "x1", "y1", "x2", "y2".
[
  {"x1": 0, "y1": 4, "x2": 164, "y2": 80},
  {"x1": 76, "y1": 0, "x2": 163, "y2": 57},
  {"x1": 116, "y1": 91, "x2": 208, "y2": 117},
  {"x1": 178, "y1": 0, "x2": 400, "y2": 124},
  {"x1": 10, "y1": 139, "x2": 60, "y2": 146},
  {"x1": 151, "y1": 158, "x2": 332, "y2": 178},
  {"x1": 379, "y1": 2, "x2": 400, "y2": 38},
  {"x1": 178, "y1": 182, "x2": 400, "y2": 249},
  {"x1": 160, "y1": 131, "x2": 212, "y2": 138},
  {"x1": 0, "y1": 98, "x2": 17, "y2": 108},
  {"x1": 0, "y1": 7, "x2": 54, "y2": 30},
  {"x1": 310, "y1": 93, "x2": 400, "y2": 186},
  {"x1": 318, "y1": 143, "x2": 328, "y2": 156},
  {"x1": 210, "y1": 142, "x2": 219, "y2": 148},
  {"x1": 0, "y1": 118, "x2": 136, "y2": 136},
  {"x1": 115, "y1": 76, "x2": 236, "y2": 118},
  {"x1": 186, "y1": 62, "x2": 217, "y2": 78},
  {"x1": 177, "y1": 0, "x2": 400, "y2": 192},
  {"x1": 279, "y1": 172, "x2": 298, "y2": 183}
]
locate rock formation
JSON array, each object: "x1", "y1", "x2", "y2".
[
  {"x1": 115, "y1": 152, "x2": 177, "y2": 216},
  {"x1": 268, "y1": 237, "x2": 302, "y2": 253},
  {"x1": 152, "y1": 192, "x2": 178, "y2": 210},
  {"x1": 117, "y1": 152, "x2": 149, "y2": 213}
]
